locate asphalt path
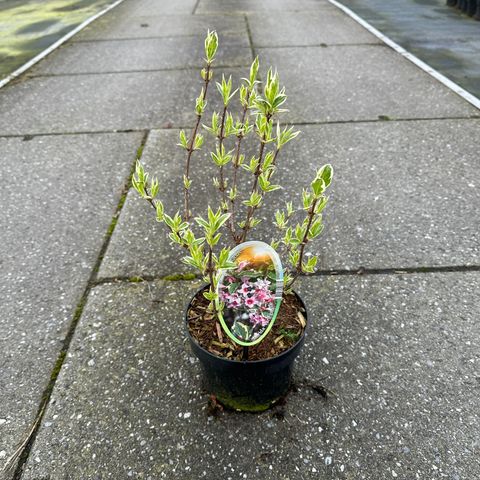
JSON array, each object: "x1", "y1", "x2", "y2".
[{"x1": 338, "y1": 0, "x2": 480, "y2": 98}]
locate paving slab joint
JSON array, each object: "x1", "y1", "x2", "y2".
[
  {"x1": 0, "y1": 129, "x2": 145, "y2": 140},
  {"x1": 259, "y1": 42, "x2": 387, "y2": 49},
  {"x1": 94, "y1": 265, "x2": 480, "y2": 288},
  {"x1": 312, "y1": 265, "x2": 480, "y2": 277},
  {"x1": 244, "y1": 15, "x2": 256, "y2": 59},
  {"x1": 94, "y1": 272, "x2": 200, "y2": 286},
  {"x1": 192, "y1": 0, "x2": 201, "y2": 15},
  {"x1": 27, "y1": 64, "x2": 253, "y2": 80},
  {"x1": 291, "y1": 115, "x2": 480, "y2": 126}
]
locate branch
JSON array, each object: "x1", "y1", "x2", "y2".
[
  {"x1": 217, "y1": 105, "x2": 228, "y2": 208},
  {"x1": 184, "y1": 63, "x2": 212, "y2": 221},
  {"x1": 290, "y1": 197, "x2": 318, "y2": 285},
  {"x1": 230, "y1": 91, "x2": 252, "y2": 244},
  {"x1": 240, "y1": 115, "x2": 271, "y2": 242}
]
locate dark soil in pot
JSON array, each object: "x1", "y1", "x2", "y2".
[
  {"x1": 187, "y1": 288, "x2": 306, "y2": 361},
  {"x1": 186, "y1": 286, "x2": 308, "y2": 411}
]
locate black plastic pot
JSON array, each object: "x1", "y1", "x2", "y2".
[{"x1": 186, "y1": 287, "x2": 308, "y2": 412}]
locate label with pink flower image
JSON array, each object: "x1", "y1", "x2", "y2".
[{"x1": 216, "y1": 241, "x2": 283, "y2": 347}]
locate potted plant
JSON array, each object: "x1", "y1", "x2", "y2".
[{"x1": 132, "y1": 31, "x2": 333, "y2": 412}]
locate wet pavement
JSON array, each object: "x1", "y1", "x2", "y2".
[
  {"x1": 0, "y1": 0, "x2": 114, "y2": 79},
  {"x1": 338, "y1": 0, "x2": 480, "y2": 98}
]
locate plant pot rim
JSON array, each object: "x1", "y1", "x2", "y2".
[{"x1": 185, "y1": 284, "x2": 308, "y2": 365}]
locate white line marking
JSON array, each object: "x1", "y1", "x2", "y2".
[
  {"x1": 328, "y1": 0, "x2": 480, "y2": 111},
  {"x1": 0, "y1": 0, "x2": 127, "y2": 90}
]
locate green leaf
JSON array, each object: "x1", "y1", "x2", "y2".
[
  {"x1": 286, "y1": 201, "x2": 294, "y2": 217},
  {"x1": 275, "y1": 210, "x2": 285, "y2": 228},
  {"x1": 242, "y1": 156, "x2": 259, "y2": 173},
  {"x1": 169, "y1": 232, "x2": 182, "y2": 244},
  {"x1": 204, "y1": 30, "x2": 218, "y2": 63},
  {"x1": 216, "y1": 74, "x2": 238, "y2": 107},
  {"x1": 314, "y1": 196, "x2": 329, "y2": 214},
  {"x1": 277, "y1": 124, "x2": 300, "y2": 150},
  {"x1": 302, "y1": 255, "x2": 318, "y2": 273},
  {"x1": 178, "y1": 130, "x2": 189, "y2": 149},
  {"x1": 194, "y1": 216, "x2": 210, "y2": 230},
  {"x1": 249, "y1": 56, "x2": 259, "y2": 85},
  {"x1": 289, "y1": 249, "x2": 300, "y2": 267},
  {"x1": 302, "y1": 190, "x2": 312, "y2": 209},
  {"x1": 149, "y1": 178, "x2": 159, "y2": 198},
  {"x1": 228, "y1": 187, "x2": 237, "y2": 200},
  {"x1": 195, "y1": 89, "x2": 207, "y2": 115},
  {"x1": 211, "y1": 145, "x2": 233, "y2": 167},
  {"x1": 194, "y1": 134, "x2": 204, "y2": 150},
  {"x1": 216, "y1": 212, "x2": 231, "y2": 231},
  {"x1": 243, "y1": 191, "x2": 262, "y2": 207},
  {"x1": 318, "y1": 164, "x2": 333, "y2": 188},
  {"x1": 164, "y1": 214, "x2": 175, "y2": 229},
  {"x1": 308, "y1": 218, "x2": 324, "y2": 239},
  {"x1": 203, "y1": 289, "x2": 218, "y2": 301},
  {"x1": 311, "y1": 177, "x2": 325, "y2": 197},
  {"x1": 155, "y1": 200, "x2": 164, "y2": 222}
]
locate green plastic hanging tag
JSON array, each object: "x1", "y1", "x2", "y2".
[{"x1": 215, "y1": 241, "x2": 284, "y2": 347}]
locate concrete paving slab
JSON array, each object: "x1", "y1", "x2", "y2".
[
  {"x1": 22, "y1": 273, "x2": 480, "y2": 479},
  {"x1": 33, "y1": 34, "x2": 251, "y2": 75},
  {"x1": 99, "y1": 119, "x2": 480, "y2": 279},
  {"x1": 0, "y1": 67, "x2": 245, "y2": 135},
  {"x1": 0, "y1": 132, "x2": 142, "y2": 474},
  {"x1": 258, "y1": 45, "x2": 478, "y2": 123},
  {"x1": 75, "y1": 14, "x2": 248, "y2": 41},
  {"x1": 275, "y1": 120, "x2": 480, "y2": 270},
  {"x1": 196, "y1": 0, "x2": 336, "y2": 14},
  {"x1": 248, "y1": 11, "x2": 380, "y2": 47}
]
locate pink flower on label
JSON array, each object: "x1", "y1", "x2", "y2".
[
  {"x1": 219, "y1": 289, "x2": 229, "y2": 302},
  {"x1": 245, "y1": 296, "x2": 256, "y2": 308},
  {"x1": 239, "y1": 282, "x2": 251, "y2": 296},
  {"x1": 254, "y1": 289, "x2": 269, "y2": 302},
  {"x1": 228, "y1": 294, "x2": 241, "y2": 308}
]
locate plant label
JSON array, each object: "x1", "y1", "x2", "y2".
[{"x1": 216, "y1": 241, "x2": 284, "y2": 346}]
